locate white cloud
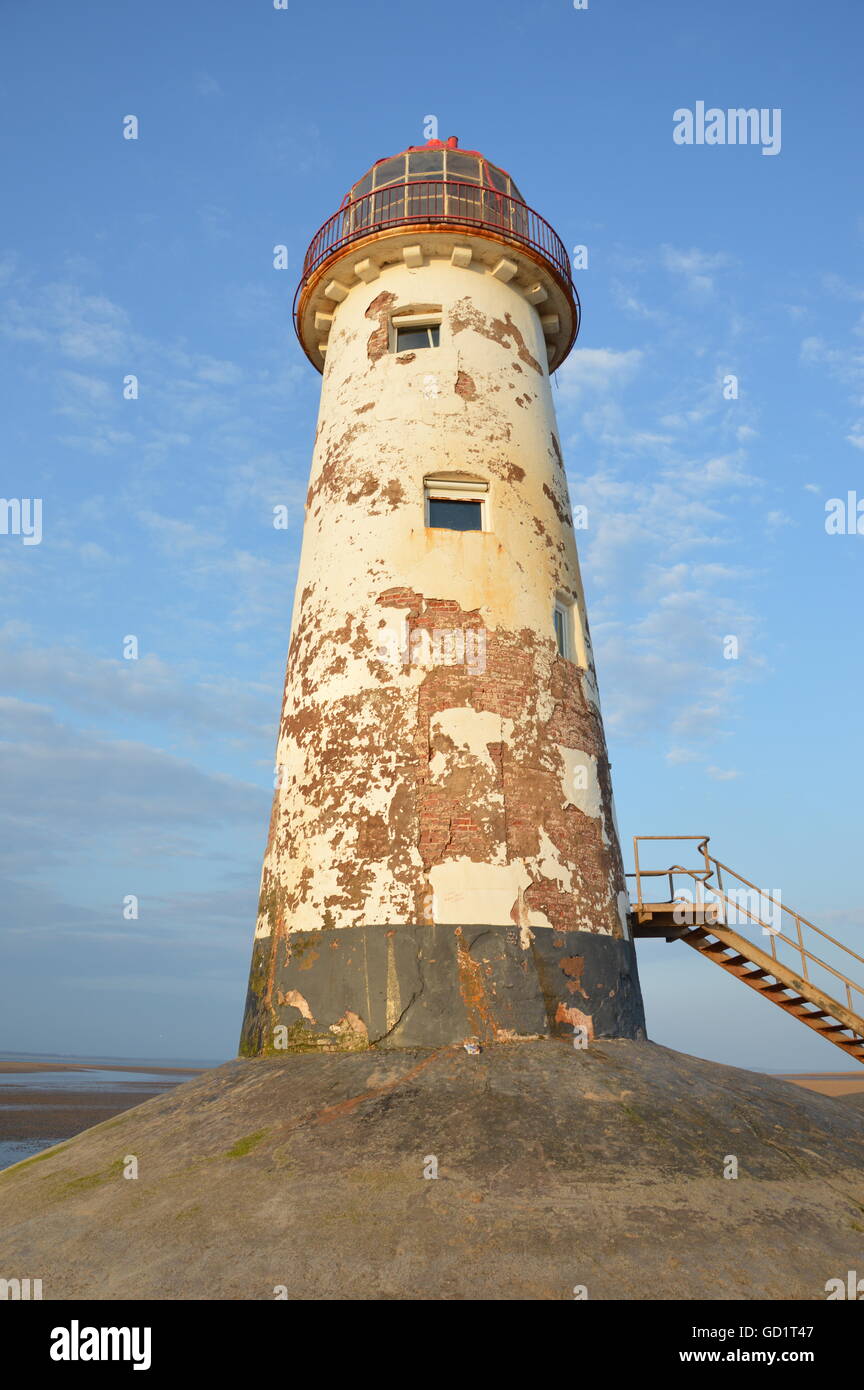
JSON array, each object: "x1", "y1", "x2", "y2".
[
  {"x1": 611, "y1": 280, "x2": 667, "y2": 323},
  {"x1": 557, "y1": 347, "x2": 643, "y2": 401},
  {"x1": 662, "y1": 246, "x2": 731, "y2": 297},
  {"x1": 137, "y1": 509, "x2": 223, "y2": 553},
  {"x1": 0, "y1": 632, "x2": 272, "y2": 740},
  {"x1": 667, "y1": 453, "x2": 758, "y2": 492},
  {"x1": 0, "y1": 696, "x2": 267, "y2": 876}
]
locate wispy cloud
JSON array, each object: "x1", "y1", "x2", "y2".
[
  {"x1": 0, "y1": 631, "x2": 273, "y2": 741},
  {"x1": 557, "y1": 346, "x2": 643, "y2": 400},
  {"x1": 662, "y1": 245, "x2": 731, "y2": 297}
]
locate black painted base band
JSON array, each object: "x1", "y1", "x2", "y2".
[{"x1": 240, "y1": 923, "x2": 647, "y2": 1054}]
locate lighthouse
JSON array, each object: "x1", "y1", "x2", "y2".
[{"x1": 240, "y1": 137, "x2": 646, "y2": 1054}]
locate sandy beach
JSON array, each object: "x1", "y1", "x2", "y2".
[{"x1": 779, "y1": 1070, "x2": 864, "y2": 1098}]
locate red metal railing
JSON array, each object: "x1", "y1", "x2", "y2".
[{"x1": 297, "y1": 180, "x2": 574, "y2": 291}]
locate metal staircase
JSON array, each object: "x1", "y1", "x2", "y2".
[{"x1": 628, "y1": 836, "x2": 864, "y2": 1064}]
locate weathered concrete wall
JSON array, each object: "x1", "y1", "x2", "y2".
[
  {"x1": 241, "y1": 924, "x2": 645, "y2": 1053},
  {"x1": 241, "y1": 250, "x2": 643, "y2": 1053}
]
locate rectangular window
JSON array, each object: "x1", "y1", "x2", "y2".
[
  {"x1": 392, "y1": 311, "x2": 442, "y2": 353},
  {"x1": 554, "y1": 597, "x2": 588, "y2": 667},
  {"x1": 428, "y1": 498, "x2": 482, "y2": 531},
  {"x1": 424, "y1": 476, "x2": 489, "y2": 532},
  {"x1": 396, "y1": 323, "x2": 440, "y2": 351},
  {"x1": 554, "y1": 604, "x2": 568, "y2": 658}
]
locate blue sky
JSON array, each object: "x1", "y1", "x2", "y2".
[{"x1": 1, "y1": 0, "x2": 862, "y2": 1069}]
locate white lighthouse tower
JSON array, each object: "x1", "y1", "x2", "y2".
[{"x1": 240, "y1": 136, "x2": 646, "y2": 1053}]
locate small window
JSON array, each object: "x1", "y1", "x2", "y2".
[
  {"x1": 396, "y1": 323, "x2": 440, "y2": 351},
  {"x1": 554, "y1": 604, "x2": 569, "y2": 658},
  {"x1": 392, "y1": 311, "x2": 442, "y2": 353},
  {"x1": 425, "y1": 476, "x2": 488, "y2": 532},
  {"x1": 429, "y1": 498, "x2": 482, "y2": 531},
  {"x1": 554, "y1": 598, "x2": 588, "y2": 666}
]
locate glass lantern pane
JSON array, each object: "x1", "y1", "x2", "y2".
[
  {"x1": 372, "y1": 185, "x2": 406, "y2": 222},
  {"x1": 482, "y1": 187, "x2": 507, "y2": 226},
  {"x1": 374, "y1": 156, "x2": 406, "y2": 187},
  {"x1": 446, "y1": 152, "x2": 481, "y2": 182},
  {"x1": 407, "y1": 184, "x2": 445, "y2": 217},
  {"x1": 446, "y1": 183, "x2": 483, "y2": 220},
  {"x1": 408, "y1": 150, "x2": 445, "y2": 177}
]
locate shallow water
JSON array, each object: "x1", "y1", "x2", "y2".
[
  {"x1": 0, "y1": 1051, "x2": 222, "y2": 1070},
  {"x1": 0, "y1": 1069, "x2": 196, "y2": 1092},
  {"x1": 0, "y1": 1137, "x2": 66, "y2": 1170},
  {"x1": 0, "y1": 1054, "x2": 220, "y2": 1172}
]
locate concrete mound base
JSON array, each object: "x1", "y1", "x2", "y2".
[{"x1": 1, "y1": 1039, "x2": 863, "y2": 1301}]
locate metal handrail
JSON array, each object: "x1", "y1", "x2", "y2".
[
  {"x1": 296, "y1": 179, "x2": 574, "y2": 291},
  {"x1": 628, "y1": 835, "x2": 864, "y2": 1015}
]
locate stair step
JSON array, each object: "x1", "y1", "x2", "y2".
[
  {"x1": 674, "y1": 898, "x2": 864, "y2": 1065},
  {"x1": 782, "y1": 1002, "x2": 827, "y2": 1019}
]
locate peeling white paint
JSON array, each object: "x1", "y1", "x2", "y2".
[
  {"x1": 429, "y1": 857, "x2": 532, "y2": 927},
  {"x1": 281, "y1": 990, "x2": 314, "y2": 1021},
  {"x1": 523, "y1": 908, "x2": 551, "y2": 942},
  {"x1": 560, "y1": 748, "x2": 602, "y2": 819},
  {"x1": 531, "y1": 826, "x2": 574, "y2": 892},
  {"x1": 252, "y1": 250, "x2": 628, "y2": 942},
  {"x1": 429, "y1": 708, "x2": 512, "y2": 779}
]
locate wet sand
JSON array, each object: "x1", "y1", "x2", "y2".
[
  {"x1": 0, "y1": 1059, "x2": 202, "y2": 1076},
  {"x1": 0, "y1": 1086, "x2": 197, "y2": 1139},
  {"x1": 0, "y1": 1056, "x2": 213, "y2": 1166}
]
